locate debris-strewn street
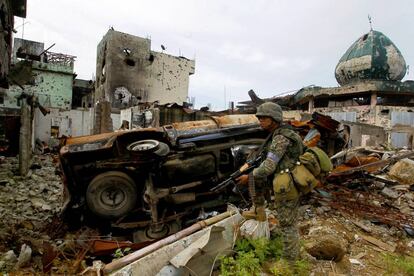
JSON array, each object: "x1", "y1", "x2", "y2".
[
  {"x1": 2, "y1": 1, "x2": 414, "y2": 275},
  {"x1": 0, "y1": 148, "x2": 414, "y2": 274}
]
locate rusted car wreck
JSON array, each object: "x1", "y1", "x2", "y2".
[{"x1": 60, "y1": 115, "x2": 266, "y2": 241}]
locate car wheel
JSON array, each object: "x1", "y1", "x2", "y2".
[
  {"x1": 133, "y1": 221, "x2": 182, "y2": 243},
  {"x1": 86, "y1": 171, "x2": 137, "y2": 219},
  {"x1": 127, "y1": 140, "x2": 170, "y2": 157}
]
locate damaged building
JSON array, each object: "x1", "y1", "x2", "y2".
[
  {"x1": 0, "y1": 37, "x2": 97, "y2": 155},
  {"x1": 1, "y1": 28, "x2": 201, "y2": 157},
  {"x1": 240, "y1": 29, "x2": 414, "y2": 149},
  {"x1": 1, "y1": 30, "x2": 202, "y2": 157},
  {"x1": 0, "y1": 0, "x2": 26, "y2": 88},
  {"x1": 94, "y1": 29, "x2": 196, "y2": 133},
  {"x1": 0, "y1": 0, "x2": 26, "y2": 153}
]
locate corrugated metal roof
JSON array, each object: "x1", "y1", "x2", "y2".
[
  {"x1": 391, "y1": 132, "x2": 410, "y2": 148},
  {"x1": 325, "y1": 112, "x2": 357, "y2": 122},
  {"x1": 391, "y1": 111, "x2": 414, "y2": 127}
]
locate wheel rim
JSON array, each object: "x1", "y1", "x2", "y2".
[
  {"x1": 133, "y1": 221, "x2": 181, "y2": 242},
  {"x1": 128, "y1": 140, "x2": 159, "y2": 152},
  {"x1": 100, "y1": 187, "x2": 126, "y2": 209}
]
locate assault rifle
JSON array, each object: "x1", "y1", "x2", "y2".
[
  {"x1": 210, "y1": 131, "x2": 274, "y2": 193},
  {"x1": 210, "y1": 155, "x2": 262, "y2": 192}
]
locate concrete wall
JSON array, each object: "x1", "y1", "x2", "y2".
[
  {"x1": 315, "y1": 106, "x2": 372, "y2": 124},
  {"x1": 315, "y1": 105, "x2": 414, "y2": 128},
  {"x1": 148, "y1": 52, "x2": 195, "y2": 104},
  {"x1": 2, "y1": 60, "x2": 74, "y2": 110},
  {"x1": 343, "y1": 121, "x2": 386, "y2": 147},
  {"x1": 34, "y1": 108, "x2": 94, "y2": 143},
  {"x1": 111, "y1": 113, "x2": 121, "y2": 130},
  {"x1": 314, "y1": 105, "x2": 414, "y2": 149},
  {"x1": 95, "y1": 30, "x2": 195, "y2": 108},
  {"x1": 120, "y1": 108, "x2": 132, "y2": 127}
]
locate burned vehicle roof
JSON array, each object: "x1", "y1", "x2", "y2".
[
  {"x1": 61, "y1": 114, "x2": 261, "y2": 152},
  {"x1": 59, "y1": 114, "x2": 266, "y2": 241}
]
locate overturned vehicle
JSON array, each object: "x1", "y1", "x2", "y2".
[{"x1": 60, "y1": 115, "x2": 267, "y2": 241}]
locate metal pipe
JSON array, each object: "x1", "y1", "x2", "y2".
[{"x1": 103, "y1": 210, "x2": 236, "y2": 274}]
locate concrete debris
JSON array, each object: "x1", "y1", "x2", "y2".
[
  {"x1": 387, "y1": 158, "x2": 414, "y2": 185},
  {"x1": 0, "y1": 154, "x2": 63, "y2": 227},
  {"x1": 16, "y1": 244, "x2": 32, "y2": 268},
  {"x1": 0, "y1": 154, "x2": 63, "y2": 273},
  {"x1": 0, "y1": 250, "x2": 17, "y2": 271},
  {"x1": 0, "y1": 144, "x2": 413, "y2": 275},
  {"x1": 349, "y1": 258, "x2": 363, "y2": 265},
  {"x1": 381, "y1": 187, "x2": 400, "y2": 199}
]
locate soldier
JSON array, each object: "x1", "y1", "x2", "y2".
[{"x1": 237, "y1": 102, "x2": 304, "y2": 262}]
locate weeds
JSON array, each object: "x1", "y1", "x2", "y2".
[
  {"x1": 294, "y1": 259, "x2": 311, "y2": 275},
  {"x1": 112, "y1": 247, "x2": 131, "y2": 260},
  {"x1": 269, "y1": 259, "x2": 293, "y2": 276},
  {"x1": 219, "y1": 235, "x2": 309, "y2": 276},
  {"x1": 381, "y1": 253, "x2": 414, "y2": 275}
]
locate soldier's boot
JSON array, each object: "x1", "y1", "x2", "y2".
[{"x1": 242, "y1": 205, "x2": 266, "y2": 221}]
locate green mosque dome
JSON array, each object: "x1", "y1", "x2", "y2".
[{"x1": 335, "y1": 30, "x2": 406, "y2": 86}]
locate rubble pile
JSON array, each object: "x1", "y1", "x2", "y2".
[
  {"x1": 1, "y1": 147, "x2": 414, "y2": 274},
  {"x1": 0, "y1": 154, "x2": 63, "y2": 226},
  {"x1": 324, "y1": 148, "x2": 414, "y2": 232},
  {"x1": 295, "y1": 147, "x2": 414, "y2": 275},
  {"x1": 0, "y1": 154, "x2": 63, "y2": 272}
]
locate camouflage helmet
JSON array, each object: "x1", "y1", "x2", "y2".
[{"x1": 256, "y1": 102, "x2": 283, "y2": 122}]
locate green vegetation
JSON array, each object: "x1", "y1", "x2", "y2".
[
  {"x1": 219, "y1": 236, "x2": 310, "y2": 276},
  {"x1": 112, "y1": 247, "x2": 131, "y2": 259},
  {"x1": 380, "y1": 253, "x2": 414, "y2": 275},
  {"x1": 269, "y1": 259, "x2": 310, "y2": 276}
]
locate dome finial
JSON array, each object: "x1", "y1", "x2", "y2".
[{"x1": 368, "y1": 14, "x2": 373, "y2": 31}]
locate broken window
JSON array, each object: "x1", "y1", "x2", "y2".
[
  {"x1": 114, "y1": 87, "x2": 132, "y2": 108},
  {"x1": 124, "y1": 58, "x2": 135, "y2": 67}
]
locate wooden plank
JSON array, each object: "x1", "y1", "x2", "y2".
[{"x1": 360, "y1": 234, "x2": 396, "y2": 252}]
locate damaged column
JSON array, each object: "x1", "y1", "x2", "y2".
[{"x1": 19, "y1": 95, "x2": 32, "y2": 176}]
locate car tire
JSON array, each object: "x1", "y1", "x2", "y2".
[{"x1": 86, "y1": 171, "x2": 137, "y2": 219}]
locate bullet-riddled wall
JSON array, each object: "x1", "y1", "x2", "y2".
[
  {"x1": 95, "y1": 30, "x2": 195, "y2": 109},
  {"x1": 4, "y1": 61, "x2": 74, "y2": 110}
]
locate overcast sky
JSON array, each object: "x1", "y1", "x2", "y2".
[{"x1": 19, "y1": 0, "x2": 414, "y2": 110}]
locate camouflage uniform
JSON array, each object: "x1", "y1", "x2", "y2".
[{"x1": 252, "y1": 125, "x2": 304, "y2": 261}]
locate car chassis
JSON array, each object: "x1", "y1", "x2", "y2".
[{"x1": 60, "y1": 114, "x2": 266, "y2": 241}]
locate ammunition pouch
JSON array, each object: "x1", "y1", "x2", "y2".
[
  {"x1": 298, "y1": 147, "x2": 332, "y2": 186},
  {"x1": 273, "y1": 171, "x2": 299, "y2": 202},
  {"x1": 299, "y1": 151, "x2": 321, "y2": 177},
  {"x1": 305, "y1": 147, "x2": 333, "y2": 173},
  {"x1": 291, "y1": 163, "x2": 319, "y2": 194}
]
